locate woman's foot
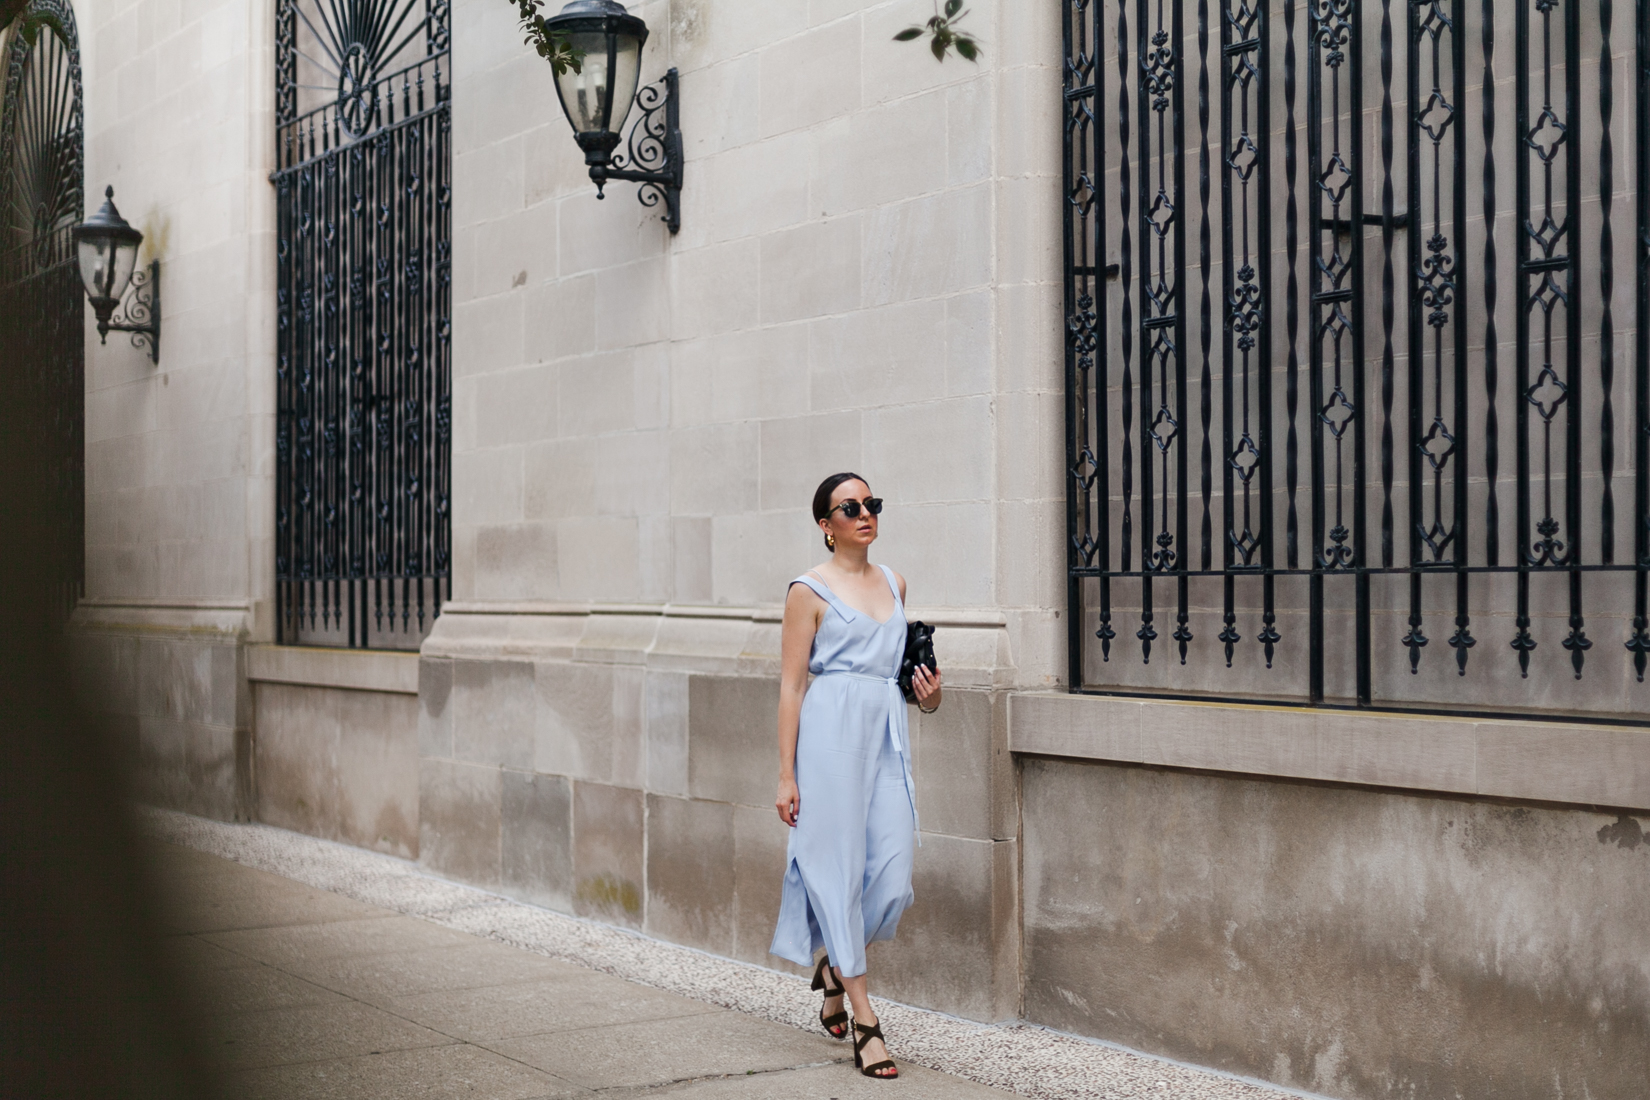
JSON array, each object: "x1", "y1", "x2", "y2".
[
  {"x1": 853, "y1": 1016, "x2": 897, "y2": 1079},
  {"x1": 822, "y1": 988, "x2": 847, "y2": 1034}
]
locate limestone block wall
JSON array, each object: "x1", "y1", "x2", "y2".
[
  {"x1": 1020, "y1": 759, "x2": 1650, "y2": 1100},
  {"x1": 416, "y1": 606, "x2": 1020, "y2": 1021},
  {"x1": 71, "y1": 0, "x2": 278, "y2": 817},
  {"x1": 247, "y1": 647, "x2": 421, "y2": 859},
  {"x1": 79, "y1": 0, "x2": 276, "y2": 603},
  {"x1": 1012, "y1": 693, "x2": 1650, "y2": 1100},
  {"x1": 448, "y1": 0, "x2": 1068, "y2": 687},
  {"x1": 430, "y1": 0, "x2": 1053, "y2": 1024},
  {"x1": 68, "y1": 603, "x2": 252, "y2": 819}
]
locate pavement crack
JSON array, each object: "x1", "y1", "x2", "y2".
[{"x1": 588, "y1": 1058, "x2": 855, "y2": 1095}]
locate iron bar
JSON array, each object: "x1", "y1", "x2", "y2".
[
  {"x1": 1119, "y1": 0, "x2": 1135, "y2": 596},
  {"x1": 1634, "y1": 0, "x2": 1650, "y2": 677},
  {"x1": 1513, "y1": 0, "x2": 1536, "y2": 675},
  {"x1": 1381, "y1": 0, "x2": 1398, "y2": 578},
  {"x1": 1601, "y1": 0, "x2": 1618, "y2": 566},
  {"x1": 1449, "y1": 0, "x2": 1472, "y2": 671},
  {"x1": 1285, "y1": 0, "x2": 1301, "y2": 570},
  {"x1": 1220, "y1": 0, "x2": 1239, "y2": 663},
  {"x1": 1255, "y1": 0, "x2": 1278, "y2": 666},
  {"x1": 1200, "y1": 0, "x2": 1214, "y2": 577},
  {"x1": 1561, "y1": 0, "x2": 1589, "y2": 676},
  {"x1": 1173, "y1": 0, "x2": 1192, "y2": 666},
  {"x1": 1064, "y1": 0, "x2": 1085, "y2": 686},
  {"x1": 1484, "y1": 0, "x2": 1501, "y2": 565},
  {"x1": 1095, "y1": 2, "x2": 1114, "y2": 664}
]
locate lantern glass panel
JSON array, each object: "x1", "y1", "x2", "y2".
[
  {"x1": 77, "y1": 233, "x2": 137, "y2": 305},
  {"x1": 555, "y1": 30, "x2": 641, "y2": 134}
]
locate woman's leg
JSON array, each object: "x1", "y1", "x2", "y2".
[{"x1": 833, "y1": 969, "x2": 895, "y2": 1076}]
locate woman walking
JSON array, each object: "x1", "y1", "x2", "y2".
[{"x1": 770, "y1": 473, "x2": 942, "y2": 1080}]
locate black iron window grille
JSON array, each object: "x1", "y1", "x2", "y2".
[
  {"x1": 274, "y1": 0, "x2": 451, "y2": 648},
  {"x1": 0, "y1": 0, "x2": 84, "y2": 618},
  {"x1": 1064, "y1": 0, "x2": 1650, "y2": 717}
]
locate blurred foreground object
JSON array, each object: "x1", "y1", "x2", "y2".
[{"x1": 0, "y1": 213, "x2": 215, "y2": 1100}]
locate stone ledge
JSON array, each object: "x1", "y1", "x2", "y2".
[
  {"x1": 69, "y1": 599, "x2": 253, "y2": 639},
  {"x1": 247, "y1": 644, "x2": 420, "y2": 695},
  {"x1": 424, "y1": 602, "x2": 1016, "y2": 689},
  {"x1": 439, "y1": 601, "x2": 1008, "y2": 628},
  {"x1": 1008, "y1": 691, "x2": 1650, "y2": 811}
]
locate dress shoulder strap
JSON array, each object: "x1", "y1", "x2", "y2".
[
  {"x1": 876, "y1": 564, "x2": 902, "y2": 605},
  {"x1": 792, "y1": 577, "x2": 858, "y2": 620},
  {"x1": 789, "y1": 573, "x2": 846, "y2": 613}
]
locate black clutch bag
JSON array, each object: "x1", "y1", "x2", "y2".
[{"x1": 898, "y1": 621, "x2": 937, "y2": 704}]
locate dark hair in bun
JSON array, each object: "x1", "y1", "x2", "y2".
[{"x1": 812, "y1": 472, "x2": 870, "y2": 551}]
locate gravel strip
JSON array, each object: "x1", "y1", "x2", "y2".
[{"x1": 142, "y1": 808, "x2": 1317, "y2": 1100}]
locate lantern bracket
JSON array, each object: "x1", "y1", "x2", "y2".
[
  {"x1": 98, "y1": 260, "x2": 161, "y2": 364},
  {"x1": 590, "y1": 68, "x2": 682, "y2": 234}
]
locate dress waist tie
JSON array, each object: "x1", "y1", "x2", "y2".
[{"x1": 815, "y1": 670, "x2": 921, "y2": 842}]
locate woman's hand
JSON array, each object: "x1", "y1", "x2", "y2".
[
  {"x1": 776, "y1": 775, "x2": 801, "y2": 827},
  {"x1": 912, "y1": 664, "x2": 942, "y2": 710}
]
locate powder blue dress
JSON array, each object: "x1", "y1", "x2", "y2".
[{"x1": 770, "y1": 565, "x2": 919, "y2": 978}]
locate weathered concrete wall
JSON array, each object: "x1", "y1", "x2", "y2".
[
  {"x1": 248, "y1": 646, "x2": 421, "y2": 858},
  {"x1": 1021, "y1": 757, "x2": 1650, "y2": 1100},
  {"x1": 69, "y1": 604, "x2": 252, "y2": 819},
  {"x1": 416, "y1": 607, "x2": 1020, "y2": 1021}
]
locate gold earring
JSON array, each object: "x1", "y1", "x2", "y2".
[{"x1": 827, "y1": 533, "x2": 836, "y2": 549}]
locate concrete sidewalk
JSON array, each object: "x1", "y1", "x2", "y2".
[
  {"x1": 146, "y1": 811, "x2": 1306, "y2": 1100},
  {"x1": 153, "y1": 840, "x2": 1009, "y2": 1098}
]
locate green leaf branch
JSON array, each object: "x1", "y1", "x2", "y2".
[
  {"x1": 893, "y1": 0, "x2": 981, "y2": 62},
  {"x1": 507, "y1": 0, "x2": 586, "y2": 75}
]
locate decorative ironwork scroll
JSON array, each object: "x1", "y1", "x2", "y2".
[
  {"x1": 1306, "y1": 0, "x2": 1369, "y2": 701},
  {"x1": 1064, "y1": 0, "x2": 1106, "y2": 684},
  {"x1": 1063, "y1": 0, "x2": 1650, "y2": 717},
  {"x1": 599, "y1": 69, "x2": 684, "y2": 234},
  {"x1": 1514, "y1": 0, "x2": 1585, "y2": 676},
  {"x1": 0, "y1": 0, "x2": 84, "y2": 617},
  {"x1": 1137, "y1": 0, "x2": 1190, "y2": 664},
  {"x1": 274, "y1": 0, "x2": 451, "y2": 647},
  {"x1": 1220, "y1": 0, "x2": 1276, "y2": 667},
  {"x1": 1407, "y1": 0, "x2": 1472, "y2": 673}
]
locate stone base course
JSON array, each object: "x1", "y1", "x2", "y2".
[{"x1": 1021, "y1": 758, "x2": 1650, "y2": 1100}]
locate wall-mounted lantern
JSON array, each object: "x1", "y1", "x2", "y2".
[
  {"x1": 544, "y1": 0, "x2": 683, "y2": 233},
  {"x1": 73, "y1": 187, "x2": 160, "y2": 363}
]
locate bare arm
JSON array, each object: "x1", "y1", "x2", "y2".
[{"x1": 776, "y1": 582, "x2": 824, "y2": 826}]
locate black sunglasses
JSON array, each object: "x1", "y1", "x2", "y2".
[{"x1": 826, "y1": 497, "x2": 883, "y2": 520}]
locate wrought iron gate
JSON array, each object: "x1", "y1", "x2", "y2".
[
  {"x1": 274, "y1": 0, "x2": 451, "y2": 648},
  {"x1": 1064, "y1": 0, "x2": 1650, "y2": 716},
  {"x1": 0, "y1": 0, "x2": 83, "y2": 617}
]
